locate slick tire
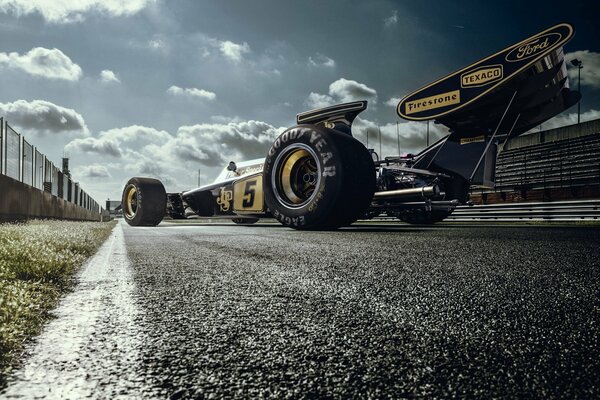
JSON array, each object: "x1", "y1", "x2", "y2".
[
  {"x1": 263, "y1": 125, "x2": 375, "y2": 230},
  {"x1": 122, "y1": 177, "x2": 167, "y2": 226}
]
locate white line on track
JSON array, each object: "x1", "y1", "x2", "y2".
[{"x1": 3, "y1": 222, "x2": 146, "y2": 399}]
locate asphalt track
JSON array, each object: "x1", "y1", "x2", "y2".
[{"x1": 3, "y1": 221, "x2": 600, "y2": 398}]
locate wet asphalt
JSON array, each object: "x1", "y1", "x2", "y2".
[{"x1": 3, "y1": 221, "x2": 600, "y2": 398}]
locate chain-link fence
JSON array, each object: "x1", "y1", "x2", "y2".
[
  {"x1": 35, "y1": 149, "x2": 43, "y2": 190},
  {"x1": 0, "y1": 118, "x2": 2, "y2": 176},
  {"x1": 22, "y1": 138, "x2": 33, "y2": 186},
  {"x1": 1, "y1": 119, "x2": 102, "y2": 214},
  {"x1": 5, "y1": 123, "x2": 20, "y2": 180},
  {"x1": 0, "y1": 118, "x2": 3, "y2": 176}
]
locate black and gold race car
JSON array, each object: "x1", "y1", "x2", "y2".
[{"x1": 122, "y1": 23, "x2": 579, "y2": 229}]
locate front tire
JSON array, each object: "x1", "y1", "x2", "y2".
[
  {"x1": 122, "y1": 177, "x2": 166, "y2": 226},
  {"x1": 263, "y1": 125, "x2": 375, "y2": 230}
]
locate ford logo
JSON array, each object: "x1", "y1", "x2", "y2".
[{"x1": 505, "y1": 33, "x2": 562, "y2": 62}]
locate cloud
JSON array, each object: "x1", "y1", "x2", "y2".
[
  {"x1": 353, "y1": 109, "x2": 600, "y2": 156},
  {"x1": 167, "y1": 120, "x2": 284, "y2": 166},
  {"x1": 147, "y1": 38, "x2": 166, "y2": 51},
  {"x1": 65, "y1": 137, "x2": 122, "y2": 157},
  {"x1": 353, "y1": 118, "x2": 448, "y2": 155},
  {"x1": 0, "y1": 47, "x2": 82, "y2": 81},
  {"x1": 0, "y1": 99, "x2": 89, "y2": 135},
  {"x1": 65, "y1": 125, "x2": 171, "y2": 157},
  {"x1": 63, "y1": 119, "x2": 286, "y2": 198},
  {"x1": 565, "y1": 50, "x2": 600, "y2": 89},
  {"x1": 167, "y1": 85, "x2": 216, "y2": 101},
  {"x1": 330, "y1": 79, "x2": 378, "y2": 103},
  {"x1": 210, "y1": 115, "x2": 242, "y2": 124},
  {"x1": 306, "y1": 92, "x2": 335, "y2": 109},
  {"x1": 306, "y1": 78, "x2": 377, "y2": 108},
  {"x1": 65, "y1": 121, "x2": 283, "y2": 170},
  {"x1": 200, "y1": 47, "x2": 211, "y2": 58},
  {"x1": 308, "y1": 53, "x2": 336, "y2": 68},
  {"x1": 257, "y1": 68, "x2": 281, "y2": 77},
  {"x1": 74, "y1": 164, "x2": 112, "y2": 179},
  {"x1": 384, "y1": 10, "x2": 398, "y2": 28},
  {"x1": 100, "y1": 69, "x2": 120, "y2": 83},
  {"x1": 385, "y1": 97, "x2": 401, "y2": 107},
  {"x1": 534, "y1": 109, "x2": 600, "y2": 131},
  {"x1": 0, "y1": 0, "x2": 153, "y2": 23},
  {"x1": 219, "y1": 40, "x2": 251, "y2": 63}
]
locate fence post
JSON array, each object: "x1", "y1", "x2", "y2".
[
  {"x1": 19, "y1": 134, "x2": 23, "y2": 183},
  {"x1": 0, "y1": 117, "x2": 3, "y2": 176}
]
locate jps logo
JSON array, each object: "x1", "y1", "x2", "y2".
[
  {"x1": 505, "y1": 33, "x2": 561, "y2": 62},
  {"x1": 461, "y1": 65, "x2": 503, "y2": 88},
  {"x1": 217, "y1": 188, "x2": 233, "y2": 212}
]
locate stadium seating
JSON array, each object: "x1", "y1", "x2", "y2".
[{"x1": 471, "y1": 131, "x2": 600, "y2": 204}]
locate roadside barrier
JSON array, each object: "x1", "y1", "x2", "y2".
[
  {"x1": 448, "y1": 199, "x2": 600, "y2": 221},
  {"x1": 1, "y1": 117, "x2": 102, "y2": 221}
]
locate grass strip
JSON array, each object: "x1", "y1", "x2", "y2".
[{"x1": 0, "y1": 219, "x2": 116, "y2": 384}]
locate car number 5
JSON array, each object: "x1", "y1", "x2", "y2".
[{"x1": 242, "y1": 180, "x2": 257, "y2": 207}]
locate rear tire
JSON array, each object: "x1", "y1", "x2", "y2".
[
  {"x1": 122, "y1": 177, "x2": 166, "y2": 226},
  {"x1": 263, "y1": 125, "x2": 375, "y2": 230}
]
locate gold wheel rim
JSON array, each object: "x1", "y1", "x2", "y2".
[
  {"x1": 125, "y1": 186, "x2": 138, "y2": 219},
  {"x1": 278, "y1": 148, "x2": 318, "y2": 206}
]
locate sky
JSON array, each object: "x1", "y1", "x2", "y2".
[{"x1": 0, "y1": 0, "x2": 599, "y2": 203}]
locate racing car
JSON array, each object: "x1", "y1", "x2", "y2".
[{"x1": 122, "y1": 23, "x2": 580, "y2": 229}]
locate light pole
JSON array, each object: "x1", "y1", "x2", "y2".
[
  {"x1": 197, "y1": 168, "x2": 201, "y2": 187},
  {"x1": 378, "y1": 125, "x2": 382, "y2": 157},
  {"x1": 396, "y1": 121, "x2": 400, "y2": 156},
  {"x1": 571, "y1": 58, "x2": 583, "y2": 125}
]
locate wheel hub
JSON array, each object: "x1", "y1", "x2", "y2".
[
  {"x1": 125, "y1": 186, "x2": 138, "y2": 219},
  {"x1": 272, "y1": 144, "x2": 321, "y2": 208}
]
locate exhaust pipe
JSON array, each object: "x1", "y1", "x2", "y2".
[{"x1": 373, "y1": 185, "x2": 440, "y2": 200}]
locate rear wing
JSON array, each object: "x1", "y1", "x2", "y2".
[
  {"x1": 397, "y1": 23, "x2": 579, "y2": 138},
  {"x1": 296, "y1": 101, "x2": 367, "y2": 135},
  {"x1": 399, "y1": 23, "x2": 580, "y2": 188}
]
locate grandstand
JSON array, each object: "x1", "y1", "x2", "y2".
[{"x1": 470, "y1": 118, "x2": 600, "y2": 204}]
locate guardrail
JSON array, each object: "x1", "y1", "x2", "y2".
[{"x1": 448, "y1": 199, "x2": 600, "y2": 221}]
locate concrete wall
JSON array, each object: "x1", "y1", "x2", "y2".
[
  {"x1": 0, "y1": 174, "x2": 101, "y2": 222},
  {"x1": 506, "y1": 119, "x2": 600, "y2": 150}
]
